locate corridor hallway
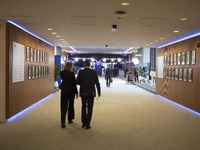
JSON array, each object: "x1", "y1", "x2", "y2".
[{"x1": 1, "y1": 78, "x2": 200, "y2": 150}]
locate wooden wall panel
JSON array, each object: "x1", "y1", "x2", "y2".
[
  {"x1": 156, "y1": 36, "x2": 200, "y2": 113},
  {"x1": 6, "y1": 23, "x2": 54, "y2": 119}
]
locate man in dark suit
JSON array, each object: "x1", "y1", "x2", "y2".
[{"x1": 77, "y1": 60, "x2": 101, "y2": 129}]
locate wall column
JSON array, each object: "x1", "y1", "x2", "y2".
[{"x1": 0, "y1": 20, "x2": 6, "y2": 122}]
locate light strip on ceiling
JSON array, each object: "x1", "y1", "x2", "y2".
[
  {"x1": 69, "y1": 46, "x2": 77, "y2": 52},
  {"x1": 124, "y1": 47, "x2": 134, "y2": 52},
  {"x1": 7, "y1": 94, "x2": 54, "y2": 122},
  {"x1": 157, "y1": 95, "x2": 200, "y2": 116},
  {"x1": 157, "y1": 31, "x2": 200, "y2": 48},
  {"x1": 7, "y1": 20, "x2": 55, "y2": 47}
]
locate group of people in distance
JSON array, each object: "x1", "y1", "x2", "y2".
[{"x1": 59, "y1": 60, "x2": 101, "y2": 129}]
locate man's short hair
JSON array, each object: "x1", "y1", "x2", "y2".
[{"x1": 84, "y1": 60, "x2": 90, "y2": 66}]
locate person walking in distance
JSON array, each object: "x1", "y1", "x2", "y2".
[
  {"x1": 77, "y1": 60, "x2": 101, "y2": 129},
  {"x1": 105, "y1": 65, "x2": 112, "y2": 87},
  {"x1": 59, "y1": 62, "x2": 78, "y2": 128}
]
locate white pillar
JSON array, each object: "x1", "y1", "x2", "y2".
[{"x1": 0, "y1": 20, "x2": 6, "y2": 122}]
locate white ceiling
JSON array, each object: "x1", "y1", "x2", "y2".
[{"x1": 0, "y1": 0, "x2": 200, "y2": 54}]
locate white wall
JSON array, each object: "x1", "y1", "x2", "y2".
[
  {"x1": 0, "y1": 20, "x2": 6, "y2": 122},
  {"x1": 143, "y1": 48, "x2": 150, "y2": 63}
]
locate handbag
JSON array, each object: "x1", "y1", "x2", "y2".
[{"x1": 111, "y1": 78, "x2": 113, "y2": 83}]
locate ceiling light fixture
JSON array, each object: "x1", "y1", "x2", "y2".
[
  {"x1": 159, "y1": 38, "x2": 164, "y2": 40},
  {"x1": 121, "y1": 2, "x2": 130, "y2": 6},
  {"x1": 124, "y1": 47, "x2": 134, "y2": 52},
  {"x1": 52, "y1": 32, "x2": 57, "y2": 34},
  {"x1": 56, "y1": 36, "x2": 61, "y2": 38},
  {"x1": 180, "y1": 18, "x2": 187, "y2": 21},
  {"x1": 154, "y1": 40, "x2": 159, "y2": 42},
  {"x1": 47, "y1": 28, "x2": 53, "y2": 30},
  {"x1": 59, "y1": 39, "x2": 64, "y2": 40},
  {"x1": 173, "y1": 30, "x2": 179, "y2": 33}
]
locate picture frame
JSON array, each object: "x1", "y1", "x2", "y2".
[
  {"x1": 191, "y1": 50, "x2": 196, "y2": 65},
  {"x1": 40, "y1": 50, "x2": 42, "y2": 63},
  {"x1": 26, "y1": 46, "x2": 30, "y2": 61},
  {"x1": 42, "y1": 51, "x2": 45, "y2": 63},
  {"x1": 48, "y1": 66, "x2": 50, "y2": 76},
  {"x1": 188, "y1": 68, "x2": 193, "y2": 83},
  {"x1": 44, "y1": 52, "x2": 47, "y2": 63},
  {"x1": 164, "y1": 55, "x2": 167, "y2": 66},
  {"x1": 46, "y1": 66, "x2": 48, "y2": 77},
  {"x1": 182, "y1": 52, "x2": 185, "y2": 65},
  {"x1": 186, "y1": 51, "x2": 190, "y2": 65},
  {"x1": 43, "y1": 66, "x2": 46, "y2": 77},
  {"x1": 34, "y1": 48, "x2": 37, "y2": 62},
  {"x1": 173, "y1": 53, "x2": 177, "y2": 65},
  {"x1": 168, "y1": 68, "x2": 171, "y2": 79},
  {"x1": 28, "y1": 65, "x2": 31, "y2": 80},
  {"x1": 177, "y1": 52, "x2": 181, "y2": 65},
  {"x1": 179, "y1": 68, "x2": 183, "y2": 81},
  {"x1": 165, "y1": 68, "x2": 168, "y2": 79},
  {"x1": 30, "y1": 47, "x2": 33, "y2": 62},
  {"x1": 35, "y1": 65, "x2": 38, "y2": 79},
  {"x1": 32, "y1": 65, "x2": 35, "y2": 79},
  {"x1": 170, "y1": 54, "x2": 173, "y2": 65},
  {"x1": 37, "y1": 49, "x2": 40, "y2": 62},
  {"x1": 38, "y1": 66, "x2": 41, "y2": 78},
  {"x1": 167, "y1": 55, "x2": 170, "y2": 65},
  {"x1": 183, "y1": 68, "x2": 187, "y2": 82},
  {"x1": 41, "y1": 65, "x2": 43, "y2": 78},
  {"x1": 172, "y1": 68, "x2": 175, "y2": 80},
  {"x1": 175, "y1": 68, "x2": 179, "y2": 80}
]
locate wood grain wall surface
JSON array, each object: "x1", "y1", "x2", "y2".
[
  {"x1": 6, "y1": 23, "x2": 54, "y2": 119},
  {"x1": 157, "y1": 36, "x2": 200, "y2": 113}
]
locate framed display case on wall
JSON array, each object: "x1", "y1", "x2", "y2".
[
  {"x1": 177, "y1": 53, "x2": 181, "y2": 65},
  {"x1": 165, "y1": 68, "x2": 168, "y2": 79},
  {"x1": 41, "y1": 65, "x2": 43, "y2": 78},
  {"x1": 35, "y1": 65, "x2": 38, "y2": 79},
  {"x1": 34, "y1": 48, "x2": 37, "y2": 62},
  {"x1": 32, "y1": 65, "x2": 35, "y2": 79},
  {"x1": 30, "y1": 47, "x2": 33, "y2": 62},
  {"x1": 191, "y1": 50, "x2": 196, "y2": 65},
  {"x1": 183, "y1": 69, "x2": 187, "y2": 82},
  {"x1": 37, "y1": 49, "x2": 39, "y2": 62},
  {"x1": 173, "y1": 53, "x2": 177, "y2": 65},
  {"x1": 26, "y1": 46, "x2": 30, "y2": 61},
  {"x1": 42, "y1": 51, "x2": 45, "y2": 63},
  {"x1": 170, "y1": 54, "x2": 173, "y2": 65},
  {"x1": 164, "y1": 55, "x2": 167, "y2": 66},
  {"x1": 186, "y1": 51, "x2": 190, "y2": 65},
  {"x1": 38, "y1": 66, "x2": 41, "y2": 78},
  {"x1": 40, "y1": 50, "x2": 42, "y2": 63},
  {"x1": 188, "y1": 68, "x2": 193, "y2": 83},
  {"x1": 168, "y1": 68, "x2": 171, "y2": 79},
  {"x1": 179, "y1": 68, "x2": 183, "y2": 81},
  {"x1": 167, "y1": 55, "x2": 170, "y2": 65},
  {"x1": 28, "y1": 65, "x2": 31, "y2": 80},
  {"x1": 182, "y1": 52, "x2": 185, "y2": 65},
  {"x1": 175, "y1": 68, "x2": 179, "y2": 80},
  {"x1": 171, "y1": 68, "x2": 175, "y2": 80}
]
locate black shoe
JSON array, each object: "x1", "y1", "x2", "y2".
[
  {"x1": 82, "y1": 124, "x2": 86, "y2": 128},
  {"x1": 61, "y1": 123, "x2": 66, "y2": 128},
  {"x1": 68, "y1": 120, "x2": 73, "y2": 124},
  {"x1": 86, "y1": 126, "x2": 91, "y2": 129}
]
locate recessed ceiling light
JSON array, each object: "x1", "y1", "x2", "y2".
[
  {"x1": 180, "y1": 18, "x2": 187, "y2": 21},
  {"x1": 121, "y1": 2, "x2": 130, "y2": 6},
  {"x1": 47, "y1": 28, "x2": 53, "y2": 30},
  {"x1": 154, "y1": 40, "x2": 159, "y2": 42},
  {"x1": 160, "y1": 38, "x2": 164, "y2": 40},
  {"x1": 173, "y1": 30, "x2": 179, "y2": 33},
  {"x1": 52, "y1": 32, "x2": 57, "y2": 34},
  {"x1": 51, "y1": 15, "x2": 57, "y2": 18},
  {"x1": 62, "y1": 41, "x2": 66, "y2": 43},
  {"x1": 59, "y1": 39, "x2": 64, "y2": 40},
  {"x1": 56, "y1": 36, "x2": 61, "y2": 38},
  {"x1": 150, "y1": 42, "x2": 154, "y2": 44}
]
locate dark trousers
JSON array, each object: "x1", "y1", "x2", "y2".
[
  {"x1": 81, "y1": 96, "x2": 94, "y2": 126},
  {"x1": 106, "y1": 77, "x2": 111, "y2": 87},
  {"x1": 61, "y1": 92, "x2": 75, "y2": 124}
]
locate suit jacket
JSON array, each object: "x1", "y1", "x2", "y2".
[
  {"x1": 77, "y1": 68, "x2": 101, "y2": 97},
  {"x1": 59, "y1": 70, "x2": 78, "y2": 95},
  {"x1": 105, "y1": 68, "x2": 112, "y2": 79}
]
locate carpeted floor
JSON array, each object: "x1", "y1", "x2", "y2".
[{"x1": 1, "y1": 78, "x2": 200, "y2": 150}]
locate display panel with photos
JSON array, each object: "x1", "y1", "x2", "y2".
[
  {"x1": 177, "y1": 53, "x2": 181, "y2": 65},
  {"x1": 47, "y1": 66, "x2": 50, "y2": 76},
  {"x1": 165, "y1": 68, "x2": 168, "y2": 79},
  {"x1": 170, "y1": 54, "x2": 173, "y2": 65},
  {"x1": 164, "y1": 55, "x2": 167, "y2": 65},
  {"x1": 43, "y1": 66, "x2": 46, "y2": 77},
  {"x1": 38, "y1": 66, "x2": 41, "y2": 78},
  {"x1": 46, "y1": 66, "x2": 48, "y2": 77},
  {"x1": 172, "y1": 68, "x2": 175, "y2": 80},
  {"x1": 186, "y1": 51, "x2": 190, "y2": 65},
  {"x1": 179, "y1": 68, "x2": 183, "y2": 81},
  {"x1": 191, "y1": 50, "x2": 196, "y2": 65},
  {"x1": 41, "y1": 65, "x2": 43, "y2": 78},
  {"x1": 28, "y1": 65, "x2": 31, "y2": 80},
  {"x1": 34, "y1": 48, "x2": 37, "y2": 62},
  {"x1": 40, "y1": 50, "x2": 42, "y2": 63},
  {"x1": 168, "y1": 68, "x2": 171, "y2": 79},
  {"x1": 175, "y1": 68, "x2": 179, "y2": 80},
  {"x1": 167, "y1": 55, "x2": 170, "y2": 65},
  {"x1": 183, "y1": 69, "x2": 187, "y2": 82},
  {"x1": 182, "y1": 52, "x2": 185, "y2": 65},
  {"x1": 37, "y1": 49, "x2": 40, "y2": 62},
  {"x1": 174, "y1": 53, "x2": 177, "y2": 65},
  {"x1": 42, "y1": 51, "x2": 45, "y2": 63},
  {"x1": 26, "y1": 46, "x2": 30, "y2": 61},
  {"x1": 30, "y1": 47, "x2": 33, "y2": 62},
  {"x1": 35, "y1": 65, "x2": 38, "y2": 79},
  {"x1": 32, "y1": 65, "x2": 35, "y2": 79},
  {"x1": 188, "y1": 68, "x2": 193, "y2": 83}
]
